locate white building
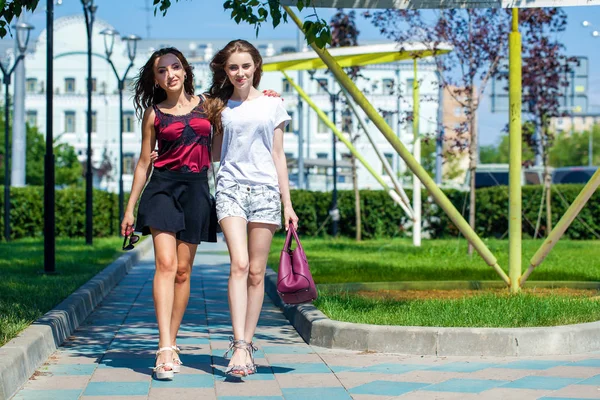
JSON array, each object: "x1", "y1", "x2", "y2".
[{"x1": 13, "y1": 15, "x2": 441, "y2": 192}]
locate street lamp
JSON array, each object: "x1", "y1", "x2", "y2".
[
  {"x1": 0, "y1": 21, "x2": 33, "y2": 241},
  {"x1": 100, "y1": 29, "x2": 140, "y2": 224},
  {"x1": 81, "y1": 0, "x2": 97, "y2": 245},
  {"x1": 308, "y1": 71, "x2": 340, "y2": 237}
]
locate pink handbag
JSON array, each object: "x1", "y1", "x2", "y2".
[{"x1": 277, "y1": 225, "x2": 318, "y2": 304}]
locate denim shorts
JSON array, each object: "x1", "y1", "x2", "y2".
[{"x1": 216, "y1": 183, "x2": 281, "y2": 228}]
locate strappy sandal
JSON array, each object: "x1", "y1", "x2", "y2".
[
  {"x1": 224, "y1": 337, "x2": 251, "y2": 378},
  {"x1": 153, "y1": 347, "x2": 174, "y2": 380},
  {"x1": 171, "y1": 345, "x2": 183, "y2": 373},
  {"x1": 246, "y1": 341, "x2": 258, "y2": 375}
]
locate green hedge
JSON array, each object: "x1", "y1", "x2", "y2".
[
  {"x1": 289, "y1": 185, "x2": 600, "y2": 240},
  {"x1": 0, "y1": 184, "x2": 598, "y2": 240},
  {"x1": 0, "y1": 186, "x2": 121, "y2": 240}
]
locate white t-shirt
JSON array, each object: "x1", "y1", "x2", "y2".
[{"x1": 217, "y1": 95, "x2": 291, "y2": 191}]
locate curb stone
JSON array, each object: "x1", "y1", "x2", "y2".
[
  {"x1": 264, "y1": 268, "x2": 600, "y2": 357},
  {"x1": 0, "y1": 238, "x2": 154, "y2": 400}
]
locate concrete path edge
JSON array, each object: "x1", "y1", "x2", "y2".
[
  {"x1": 264, "y1": 268, "x2": 600, "y2": 358},
  {"x1": 0, "y1": 238, "x2": 154, "y2": 400}
]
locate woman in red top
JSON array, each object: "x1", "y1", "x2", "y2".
[{"x1": 121, "y1": 48, "x2": 215, "y2": 380}]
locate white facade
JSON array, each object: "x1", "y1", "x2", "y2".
[{"x1": 16, "y1": 15, "x2": 441, "y2": 192}]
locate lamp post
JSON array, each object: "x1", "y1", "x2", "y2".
[
  {"x1": 81, "y1": 0, "x2": 97, "y2": 245},
  {"x1": 308, "y1": 72, "x2": 340, "y2": 236},
  {"x1": 100, "y1": 29, "x2": 140, "y2": 223},
  {"x1": 0, "y1": 22, "x2": 33, "y2": 242},
  {"x1": 582, "y1": 20, "x2": 597, "y2": 167}
]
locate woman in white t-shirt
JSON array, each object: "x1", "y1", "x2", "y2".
[{"x1": 205, "y1": 39, "x2": 299, "y2": 378}]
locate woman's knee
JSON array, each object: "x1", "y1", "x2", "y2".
[
  {"x1": 248, "y1": 263, "x2": 265, "y2": 287},
  {"x1": 155, "y1": 255, "x2": 177, "y2": 275},
  {"x1": 229, "y1": 258, "x2": 250, "y2": 277},
  {"x1": 175, "y1": 264, "x2": 191, "y2": 284}
]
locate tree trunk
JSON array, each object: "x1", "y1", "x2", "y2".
[
  {"x1": 543, "y1": 151, "x2": 552, "y2": 236},
  {"x1": 352, "y1": 153, "x2": 361, "y2": 241},
  {"x1": 467, "y1": 91, "x2": 478, "y2": 256}
]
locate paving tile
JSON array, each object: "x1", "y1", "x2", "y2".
[
  {"x1": 351, "y1": 363, "x2": 429, "y2": 374},
  {"x1": 261, "y1": 345, "x2": 314, "y2": 355},
  {"x1": 575, "y1": 374, "x2": 600, "y2": 385},
  {"x1": 275, "y1": 372, "x2": 344, "y2": 388},
  {"x1": 551, "y1": 383, "x2": 600, "y2": 398},
  {"x1": 537, "y1": 366, "x2": 600, "y2": 379},
  {"x1": 281, "y1": 387, "x2": 352, "y2": 400},
  {"x1": 425, "y1": 362, "x2": 498, "y2": 373},
  {"x1": 218, "y1": 397, "x2": 283, "y2": 400},
  {"x1": 21, "y1": 375, "x2": 90, "y2": 390},
  {"x1": 501, "y1": 376, "x2": 582, "y2": 390},
  {"x1": 570, "y1": 359, "x2": 600, "y2": 368},
  {"x1": 215, "y1": 380, "x2": 283, "y2": 397},
  {"x1": 12, "y1": 389, "x2": 82, "y2": 400},
  {"x1": 39, "y1": 363, "x2": 97, "y2": 376},
  {"x1": 150, "y1": 388, "x2": 217, "y2": 400},
  {"x1": 494, "y1": 360, "x2": 570, "y2": 370},
  {"x1": 421, "y1": 378, "x2": 509, "y2": 393},
  {"x1": 271, "y1": 362, "x2": 331, "y2": 374},
  {"x1": 83, "y1": 381, "x2": 151, "y2": 396},
  {"x1": 349, "y1": 380, "x2": 430, "y2": 396},
  {"x1": 481, "y1": 388, "x2": 552, "y2": 399},
  {"x1": 150, "y1": 373, "x2": 214, "y2": 388},
  {"x1": 90, "y1": 367, "x2": 151, "y2": 381}
]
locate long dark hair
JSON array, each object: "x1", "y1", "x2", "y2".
[
  {"x1": 204, "y1": 40, "x2": 263, "y2": 135},
  {"x1": 133, "y1": 47, "x2": 195, "y2": 120}
]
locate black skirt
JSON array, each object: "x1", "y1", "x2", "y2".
[{"x1": 135, "y1": 168, "x2": 217, "y2": 244}]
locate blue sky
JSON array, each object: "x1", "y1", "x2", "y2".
[{"x1": 23, "y1": 1, "x2": 600, "y2": 146}]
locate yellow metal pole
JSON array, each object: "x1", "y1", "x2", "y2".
[
  {"x1": 282, "y1": 71, "x2": 414, "y2": 218},
  {"x1": 283, "y1": 5, "x2": 509, "y2": 285},
  {"x1": 521, "y1": 168, "x2": 600, "y2": 285},
  {"x1": 508, "y1": 8, "x2": 522, "y2": 293},
  {"x1": 413, "y1": 58, "x2": 422, "y2": 247}
]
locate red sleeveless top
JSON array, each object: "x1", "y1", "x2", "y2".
[{"x1": 152, "y1": 97, "x2": 211, "y2": 173}]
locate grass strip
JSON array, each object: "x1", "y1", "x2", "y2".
[{"x1": 0, "y1": 237, "x2": 124, "y2": 346}]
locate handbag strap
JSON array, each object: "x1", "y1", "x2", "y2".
[{"x1": 283, "y1": 225, "x2": 302, "y2": 252}]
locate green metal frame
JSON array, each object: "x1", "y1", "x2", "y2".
[{"x1": 283, "y1": 5, "x2": 509, "y2": 285}]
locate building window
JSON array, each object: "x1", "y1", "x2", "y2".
[
  {"x1": 26, "y1": 110, "x2": 37, "y2": 127},
  {"x1": 382, "y1": 78, "x2": 394, "y2": 95},
  {"x1": 64, "y1": 78, "x2": 76, "y2": 93},
  {"x1": 316, "y1": 78, "x2": 328, "y2": 94},
  {"x1": 123, "y1": 111, "x2": 135, "y2": 133},
  {"x1": 406, "y1": 78, "x2": 414, "y2": 95},
  {"x1": 316, "y1": 152, "x2": 328, "y2": 174},
  {"x1": 64, "y1": 111, "x2": 76, "y2": 133},
  {"x1": 284, "y1": 111, "x2": 294, "y2": 133},
  {"x1": 383, "y1": 111, "x2": 394, "y2": 129},
  {"x1": 317, "y1": 112, "x2": 330, "y2": 133},
  {"x1": 91, "y1": 111, "x2": 97, "y2": 133},
  {"x1": 282, "y1": 78, "x2": 292, "y2": 93},
  {"x1": 382, "y1": 153, "x2": 394, "y2": 175},
  {"x1": 342, "y1": 110, "x2": 353, "y2": 133},
  {"x1": 26, "y1": 78, "x2": 37, "y2": 93},
  {"x1": 122, "y1": 153, "x2": 135, "y2": 175},
  {"x1": 406, "y1": 111, "x2": 414, "y2": 135}
]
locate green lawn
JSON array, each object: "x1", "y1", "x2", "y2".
[
  {"x1": 267, "y1": 237, "x2": 600, "y2": 327},
  {"x1": 268, "y1": 237, "x2": 600, "y2": 283},
  {"x1": 0, "y1": 237, "x2": 124, "y2": 346}
]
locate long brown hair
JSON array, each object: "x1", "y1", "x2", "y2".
[
  {"x1": 204, "y1": 40, "x2": 263, "y2": 135},
  {"x1": 133, "y1": 47, "x2": 195, "y2": 120}
]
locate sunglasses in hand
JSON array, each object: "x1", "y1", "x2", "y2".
[{"x1": 122, "y1": 232, "x2": 140, "y2": 251}]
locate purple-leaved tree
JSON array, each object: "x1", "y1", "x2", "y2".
[{"x1": 366, "y1": 8, "x2": 511, "y2": 255}]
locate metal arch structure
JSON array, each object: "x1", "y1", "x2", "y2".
[
  {"x1": 263, "y1": 42, "x2": 452, "y2": 244},
  {"x1": 277, "y1": 2, "x2": 600, "y2": 292}
]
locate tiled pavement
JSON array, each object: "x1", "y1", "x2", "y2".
[{"x1": 10, "y1": 239, "x2": 600, "y2": 399}]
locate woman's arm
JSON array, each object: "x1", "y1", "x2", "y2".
[
  {"x1": 121, "y1": 107, "x2": 157, "y2": 236},
  {"x1": 211, "y1": 130, "x2": 223, "y2": 162},
  {"x1": 272, "y1": 123, "x2": 298, "y2": 231}
]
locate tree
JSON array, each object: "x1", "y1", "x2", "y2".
[
  {"x1": 0, "y1": 114, "x2": 82, "y2": 186},
  {"x1": 479, "y1": 122, "x2": 536, "y2": 164},
  {"x1": 549, "y1": 125, "x2": 600, "y2": 167},
  {"x1": 367, "y1": 8, "x2": 511, "y2": 255},
  {"x1": 330, "y1": 8, "x2": 362, "y2": 241}
]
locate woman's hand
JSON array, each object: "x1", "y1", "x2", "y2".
[
  {"x1": 263, "y1": 89, "x2": 283, "y2": 99},
  {"x1": 284, "y1": 204, "x2": 299, "y2": 231},
  {"x1": 150, "y1": 151, "x2": 158, "y2": 163},
  {"x1": 121, "y1": 211, "x2": 135, "y2": 237}
]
